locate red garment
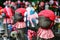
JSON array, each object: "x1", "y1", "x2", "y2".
[
  {"x1": 38, "y1": 10, "x2": 55, "y2": 39},
  {"x1": 37, "y1": 28, "x2": 54, "y2": 39},
  {"x1": 38, "y1": 10, "x2": 56, "y2": 21},
  {"x1": 3, "y1": 18, "x2": 13, "y2": 24},
  {"x1": 3, "y1": 7, "x2": 13, "y2": 18},
  {"x1": 28, "y1": 30, "x2": 36, "y2": 40},
  {"x1": 0, "y1": 6, "x2": 2, "y2": 15},
  {"x1": 0, "y1": 6, "x2": 2, "y2": 10},
  {"x1": 13, "y1": 22, "x2": 26, "y2": 29},
  {"x1": 15, "y1": 8, "x2": 26, "y2": 16}
]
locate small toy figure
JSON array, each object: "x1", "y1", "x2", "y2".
[
  {"x1": 12, "y1": 8, "x2": 26, "y2": 40},
  {"x1": 2, "y1": 5, "x2": 13, "y2": 39},
  {"x1": 37, "y1": 10, "x2": 56, "y2": 40}
]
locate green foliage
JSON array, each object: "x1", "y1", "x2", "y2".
[
  {"x1": 28, "y1": 0, "x2": 50, "y2": 2},
  {"x1": 0, "y1": 0, "x2": 5, "y2": 7}
]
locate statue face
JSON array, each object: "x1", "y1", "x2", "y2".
[
  {"x1": 38, "y1": 16, "x2": 52, "y2": 28},
  {"x1": 15, "y1": 13, "x2": 23, "y2": 21}
]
